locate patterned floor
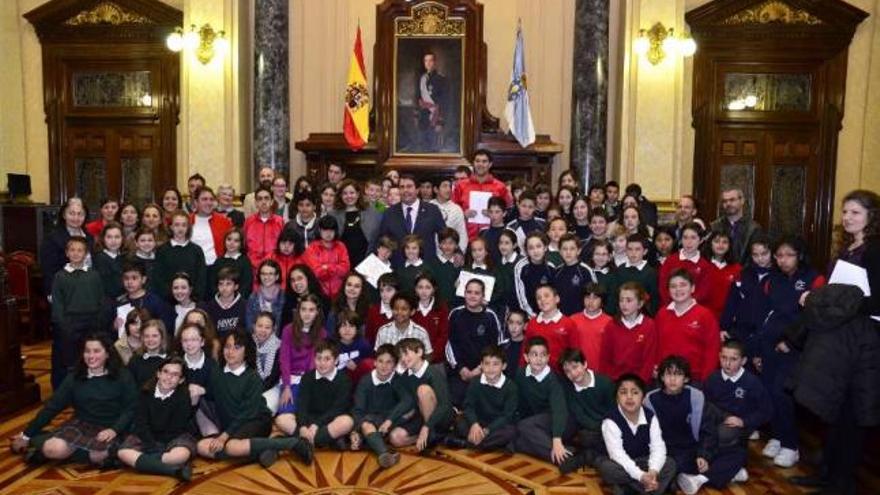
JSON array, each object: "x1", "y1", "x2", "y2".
[{"x1": 0, "y1": 343, "x2": 868, "y2": 494}]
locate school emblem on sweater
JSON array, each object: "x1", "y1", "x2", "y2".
[
  {"x1": 795, "y1": 280, "x2": 806, "y2": 291},
  {"x1": 540, "y1": 275, "x2": 549, "y2": 284},
  {"x1": 735, "y1": 387, "x2": 745, "y2": 399},
  {"x1": 476, "y1": 324, "x2": 486, "y2": 336},
  {"x1": 571, "y1": 274, "x2": 581, "y2": 285}
]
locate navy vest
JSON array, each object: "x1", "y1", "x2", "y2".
[{"x1": 607, "y1": 406, "x2": 654, "y2": 460}]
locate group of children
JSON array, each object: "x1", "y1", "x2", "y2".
[{"x1": 27, "y1": 171, "x2": 827, "y2": 494}]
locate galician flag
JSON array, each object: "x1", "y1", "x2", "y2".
[
  {"x1": 343, "y1": 25, "x2": 369, "y2": 150},
  {"x1": 504, "y1": 22, "x2": 535, "y2": 148}
]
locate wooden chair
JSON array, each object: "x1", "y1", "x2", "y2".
[{"x1": 6, "y1": 251, "x2": 46, "y2": 343}]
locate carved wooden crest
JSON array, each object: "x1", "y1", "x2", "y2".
[
  {"x1": 720, "y1": 1, "x2": 821, "y2": 25},
  {"x1": 395, "y1": 2, "x2": 465, "y2": 37},
  {"x1": 64, "y1": 1, "x2": 151, "y2": 26}
]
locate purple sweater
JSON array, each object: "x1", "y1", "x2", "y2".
[{"x1": 279, "y1": 323, "x2": 326, "y2": 386}]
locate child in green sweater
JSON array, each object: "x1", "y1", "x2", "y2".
[
  {"x1": 350, "y1": 344, "x2": 409, "y2": 468},
  {"x1": 127, "y1": 319, "x2": 170, "y2": 387},
  {"x1": 432, "y1": 228, "x2": 462, "y2": 304},
  {"x1": 398, "y1": 234, "x2": 433, "y2": 296},
  {"x1": 606, "y1": 234, "x2": 659, "y2": 316},
  {"x1": 296, "y1": 341, "x2": 355, "y2": 449},
  {"x1": 389, "y1": 338, "x2": 453, "y2": 453},
  {"x1": 155, "y1": 210, "x2": 207, "y2": 302}
]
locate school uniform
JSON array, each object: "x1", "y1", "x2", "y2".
[
  {"x1": 412, "y1": 300, "x2": 450, "y2": 365},
  {"x1": 569, "y1": 311, "x2": 612, "y2": 372},
  {"x1": 455, "y1": 373, "x2": 518, "y2": 450},
  {"x1": 597, "y1": 405, "x2": 676, "y2": 494},
  {"x1": 128, "y1": 352, "x2": 168, "y2": 387},
  {"x1": 546, "y1": 247, "x2": 564, "y2": 268},
  {"x1": 606, "y1": 260, "x2": 659, "y2": 316},
  {"x1": 445, "y1": 305, "x2": 506, "y2": 406},
  {"x1": 506, "y1": 217, "x2": 547, "y2": 252},
  {"x1": 570, "y1": 223, "x2": 592, "y2": 244},
  {"x1": 207, "y1": 364, "x2": 273, "y2": 438},
  {"x1": 24, "y1": 369, "x2": 137, "y2": 457},
  {"x1": 598, "y1": 314, "x2": 659, "y2": 383},
  {"x1": 120, "y1": 384, "x2": 197, "y2": 457},
  {"x1": 720, "y1": 265, "x2": 771, "y2": 356},
  {"x1": 497, "y1": 253, "x2": 523, "y2": 314},
  {"x1": 200, "y1": 294, "x2": 247, "y2": 339},
  {"x1": 397, "y1": 360, "x2": 453, "y2": 437},
  {"x1": 645, "y1": 386, "x2": 745, "y2": 488},
  {"x1": 430, "y1": 255, "x2": 461, "y2": 305},
  {"x1": 254, "y1": 335, "x2": 282, "y2": 391},
  {"x1": 478, "y1": 225, "x2": 510, "y2": 265},
  {"x1": 564, "y1": 370, "x2": 616, "y2": 462},
  {"x1": 513, "y1": 365, "x2": 569, "y2": 462},
  {"x1": 591, "y1": 266, "x2": 614, "y2": 294},
  {"x1": 503, "y1": 339, "x2": 523, "y2": 377},
  {"x1": 352, "y1": 370, "x2": 412, "y2": 432},
  {"x1": 92, "y1": 250, "x2": 123, "y2": 299},
  {"x1": 655, "y1": 301, "x2": 721, "y2": 384},
  {"x1": 397, "y1": 259, "x2": 433, "y2": 296},
  {"x1": 658, "y1": 252, "x2": 714, "y2": 309},
  {"x1": 554, "y1": 262, "x2": 597, "y2": 316},
  {"x1": 154, "y1": 240, "x2": 207, "y2": 301},
  {"x1": 365, "y1": 302, "x2": 393, "y2": 345},
  {"x1": 183, "y1": 351, "x2": 217, "y2": 389},
  {"x1": 457, "y1": 263, "x2": 506, "y2": 316},
  {"x1": 522, "y1": 310, "x2": 575, "y2": 373},
  {"x1": 296, "y1": 368, "x2": 352, "y2": 448},
  {"x1": 129, "y1": 252, "x2": 158, "y2": 293},
  {"x1": 513, "y1": 258, "x2": 556, "y2": 317},
  {"x1": 207, "y1": 253, "x2": 253, "y2": 299},
  {"x1": 703, "y1": 367, "x2": 772, "y2": 448},
  {"x1": 374, "y1": 320, "x2": 433, "y2": 355},
  {"x1": 706, "y1": 260, "x2": 742, "y2": 319},
  {"x1": 50, "y1": 264, "x2": 105, "y2": 387}
]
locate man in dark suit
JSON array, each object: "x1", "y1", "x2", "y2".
[{"x1": 378, "y1": 173, "x2": 446, "y2": 267}]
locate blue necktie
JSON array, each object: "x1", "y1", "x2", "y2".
[{"x1": 406, "y1": 206, "x2": 414, "y2": 233}]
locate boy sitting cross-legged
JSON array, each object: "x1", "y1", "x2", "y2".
[
  {"x1": 444, "y1": 344, "x2": 518, "y2": 451},
  {"x1": 389, "y1": 338, "x2": 453, "y2": 453},
  {"x1": 350, "y1": 344, "x2": 410, "y2": 468},
  {"x1": 296, "y1": 341, "x2": 355, "y2": 450}
]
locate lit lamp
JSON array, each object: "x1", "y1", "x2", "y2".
[
  {"x1": 634, "y1": 22, "x2": 697, "y2": 65},
  {"x1": 166, "y1": 23, "x2": 228, "y2": 65}
]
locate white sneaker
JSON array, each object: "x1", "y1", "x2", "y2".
[
  {"x1": 676, "y1": 473, "x2": 708, "y2": 495},
  {"x1": 762, "y1": 438, "x2": 781, "y2": 458},
  {"x1": 773, "y1": 448, "x2": 799, "y2": 468},
  {"x1": 749, "y1": 431, "x2": 760, "y2": 440},
  {"x1": 733, "y1": 468, "x2": 749, "y2": 483}
]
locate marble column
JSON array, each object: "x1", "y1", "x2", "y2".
[
  {"x1": 253, "y1": 0, "x2": 289, "y2": 177},
  {"x1": 570, "y1": 0, "x2": 609, "y2": 192}
]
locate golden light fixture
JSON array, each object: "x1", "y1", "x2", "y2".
[
  {"x1": 166, "y1": 23, "x2": 228, "y2": 65},
  {"x1": 634, "y1": 22, "x2": 697, "y2": 65}
]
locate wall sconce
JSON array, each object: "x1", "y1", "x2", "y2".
[
  {"x1": 634, "y1": 22, "x2": 696, "y2": 65},
  {"x1": 166, "y1": 24, "x2": 229, "y2": 65}
]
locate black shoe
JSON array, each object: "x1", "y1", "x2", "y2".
[
  {"x1": 177, "y1": 462, "x2": 193, "y2": 482},
  {"x1": 24, "y1": 447, "x2": 45, "y2": 465},
  {"x1": 443, "y1": 436, "x2": 469, "y2": 449},
  {"x1": 292, "y1": 439, "x2": 314, "y2": 465},
  {"x1": 258, "y1": 449, "x2": 278, "y2": 468},
  {"x1": 558, "y1": 452, "x2": 586, "y2": 475},
  {"x1": 334, "y1": 436, "x2": 350, "y2": 451},
  {"x1": 789, "y1": 475, "x2": 828, "y2": 488},
  {"x1": 377, "y1": 450, "x2": 400, "y2": 469}
]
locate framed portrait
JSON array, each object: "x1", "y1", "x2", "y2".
[{"x1": 393, "y1": 4, "x2": 465, "y2": 156}]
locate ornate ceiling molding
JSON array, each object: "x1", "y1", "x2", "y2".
[
  {"x1": 395, "y1": 1, "x2": 465, "y2": 37},
  {"x1": 64, "y1": 1, "x2": 152, "y2": 26},
  {"x1": 720, "y1": 1, "x2": 822, "y2": 25}
]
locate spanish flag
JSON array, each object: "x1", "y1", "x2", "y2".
[{"x1": 343, "y1": 26, "x2": 369, "y2": 150}]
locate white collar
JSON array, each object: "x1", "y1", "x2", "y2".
[
  {"x1": 63, "y1": 263, "x2": 88, "y2": 273},
  {"x1": 224, "y1": 363, "x2": 246, "y2": 376},
  {"x1": 711, "y1": 258, "x2": 728, "y2": 269},
  {"x1": 583, "y1": 309, "x2": 605, "y2": 320},
  {"x1": 143, "y1": 351, "x2": 167, "y2": 360},
  {"x1": 666, "y1": 300, "x2": 697, "y2": 317},
  {"x1": 296, "y1": 214, "x2": 316, "y2": 228},
  {"x1": 594, "y1": 266, "x2": 609, "y2": 274},
  {"x1": 480, "y1": 373, "x2": 507, "y2": 389},
  {"x1": 170, "y1": 239, "x2": 189, "y2": 247},
  {"x1": 501, "y1": 252, "x2": 518, "y2": 265},
  {"x1": 621, "y1": 313, "x2": 644, "y2": 329},
  {"x1": 403, "y1": 199, "x2": 420, "y2": 212},
  {"x1": 722, "y1": 367, "x2": 745, "y2": 383},
  {"x1": 408, "y1": 359, "x2": 430, "y2": 378},
  {"x1": 315, "y1": 367, "x2": 338, "y2": 381},
  {"x1": 380, "y1": 302, "x2": 393, "y2": 319},
  {"x1": 87, "y1": 368, "x2": 107, "y2": 379},
  {"x1": 371, "y1": 369, "x2": 394, "y2": 386},
  {"x1": 573, "y1": 369, "x2": 596, "y2": 392},
  {"x1": 679, "y1": 250, "x2": 700, "y2": 263},
  {"x1": 438, "y1": 253, "x2": 455, "y2": 264},
  {"x1": 618, "y1": 405, "x2": 648, "y2": 429},
  {"x1": 536, "y1": 310, "x2": 563, "y2": 324},
  {"x1": 185, "y1": 352, "x2": 205, "y2": 370},
  {"x1": 215, "y1": 293, "x2": 242, "y2": 309},
  {"x1": 154, "y1": 384, "x2": 174, "y2": 401},
  {"x1": 625, "y1": 260, "x2": 648, "y2": 270},
  {"x1": 472, "y1": 262, "x2": 489, "y2": 270},
  {"x1": 418, "y1": 298, "x2": 434, "y2": 316},
  {"x1": 136, "y1": 251, "x2": 155, "y2": 260},
  {"x1": 405, "y1": 258, "x2": 424, "y2": 268},
  {"x1": 225, "y1": 252, "x2": 242, "y2": 260},
  {"x1": 525, "y1": 365, "x2": 551, "y2": 382},
  {"x1": 103, "y1": 249, "x2": 119, "y2": 259}
]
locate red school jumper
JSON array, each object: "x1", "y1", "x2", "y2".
[
  {"x1": 522, "y1": 311, "x2": 576, "y2": 372},
  {"x1": 658, "y1": 252, "x2": 715, "y2": 308},
  {"x1": 412, "y1": 302, "x2": 450, "y2": 364},
  {"x1": 599, "y1": 314, "x2": 659, "y2": 383},
  {"x1": 569, "y1": 310, "x2": 613, "y2": 372},
  {"x1": 655, "y1": 301, "x2": 721, "y2": 383}
]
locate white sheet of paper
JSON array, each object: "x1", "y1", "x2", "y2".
[
  {"x1": 116, "y1": 303, "x2": 134, "y2": 339},
  {"x1": 469, "y1": 191, "x2": 493, "y2": 225},
  {"x1": 355, "y1": 253, "x2": 393, "y2": 288},
  {"x1": 455, "y1": 271, "x2": 496, "y2": 302},
  {"x1": 829, "y1": 259, "x2": 871, "y2": 296}
]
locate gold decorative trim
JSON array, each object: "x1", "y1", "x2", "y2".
[
  {"x1": 721, "y1": 1, "x2": 822, "y2": 25},
  {"x1": 64, "y1": 2, "x2": 151, "y2": 26},
  {"x1": 396, "y1": 2, "x2": 465, "y2": 37}
]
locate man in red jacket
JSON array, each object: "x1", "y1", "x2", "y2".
[
  {"x1": 452, "y1": 149, "x2": 513, "y2": 239},
  {"x1": 189, "y1": 186, "x2": 233, "y2": 266}
]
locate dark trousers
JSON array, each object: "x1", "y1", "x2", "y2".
[
  {"x1": 514, "y1": 413, "x2": 574, "y2": 462},
  {"x1": 51, "y1": 315, "x2": 95, "y2": 390},
  {"x1": 453, "y1": 416, "x2": 517, "y2": 451},
  {"x1": 760, "y1": 351, "x2": 798, "y2": 449},
  {"x1": 595, "y1": 455, "x2": 676, "y2": 494},
  {"x1": 670, "y1": 446, "x2": 745, "y2": 487},
  {"x1": 446, "y1": 372, "x2": 471, "y2": 409},
  {"x1": 823, "y1": 395, "x2": 863, "y2": 495}
]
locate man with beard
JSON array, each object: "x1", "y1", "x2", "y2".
[
  {"x1": 710, "y1": 188, "x2": 762, "y2": 263},
  {"x1": 242, "y1": 166, "x2": 277, "y2": 217}
]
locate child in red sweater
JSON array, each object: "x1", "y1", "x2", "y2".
[
  {"x1": 522, "y1": 284, "x2": 576, "y2": 372},
  {"x1": 656, "y1": 268, "x2": 721, "y2": 384},
  {"x1": 411, "y1": 273, "x2": 449, "y2": 364},
  {"x1": 704, "y1": 230, "x2": 742, "y2": 319},
  {"x1": 569, "y1": 282, "x2": 612, "y2": 371},
  {"x1": 302, "y1": 216, "x2": 350, "y2": 299},
  {"x1": 658, "y1": 222, "x2": 713, "y2": 307},
  {"x1": 598, "y1": 281, "x2": 659, "y2": 383},
  {"x1": 364, "y1": 273, "x2": 398, "y2": 345}
]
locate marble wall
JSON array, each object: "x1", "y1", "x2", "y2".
[{"x1": 253, "y1": 0, "x2": 289, "y2": 176}]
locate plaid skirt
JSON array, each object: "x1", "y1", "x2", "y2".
[
  {"x1": 51, "y1": 419, "x2": 120, "y2": 452},
  {"x1": 119, "y1": 432, "x2": 198, "y2": 455}
]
